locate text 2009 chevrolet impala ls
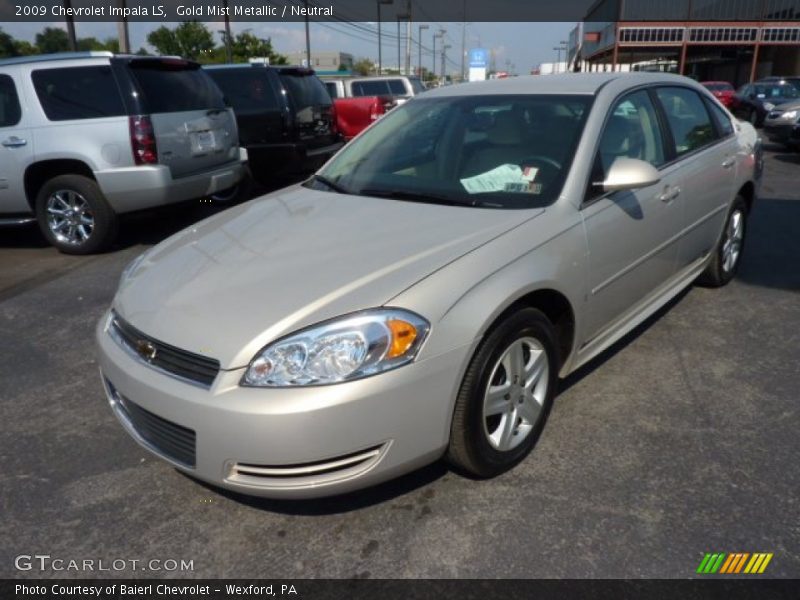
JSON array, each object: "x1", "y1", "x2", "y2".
[{"x1": 97, "y1": 73, "x2": 761, "y2": 499}]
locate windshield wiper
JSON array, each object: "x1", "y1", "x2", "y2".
[
  {"x1": 359, "y1": 188, "x2": 472, "y2": 206},
  {"x1": 307, "y1": 174, "x2": 350, "y2": 194}
]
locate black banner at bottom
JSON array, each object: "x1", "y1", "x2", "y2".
[{"x1": 3, "y1": 579, "x2": 800, "y2": 600}]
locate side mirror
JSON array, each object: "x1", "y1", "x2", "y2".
[{"x1": 594, "y1": 157, "x2": 661, "y2": 192}]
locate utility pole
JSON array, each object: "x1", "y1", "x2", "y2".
[
  {"x1": 442, "y1": 44, "x2": 451, "y2": 84},
  {"x1": 397, "y1": 17, "x2": 402, "y2": 73},
  {"x1": 377, "y1": 0, "x2": 393, "y2": 75},
  {"x1": 304, "y1": 0, "x2": 311, "y2": 68},
  {"x1": 404, "y1": 0, "x2": 412, "y2": 76},
  {"x1": 223, "y1": 0, "x2": 232, "y2": 63},
  {"x1": 418, "y1": 24, "x2": 429, "y2": 76},
  {"x1": 460, "y1": 0, "x2": 467, "y2": 82},
  {"x1": 433, "y1": 29, "x2": 445, "y2": 80},
  {"x1": 116, "y1": 0, "x2": 130, "y2": 53},
  {"x1": 62, "y1": 0, "x2": 77, "y2": 51}
]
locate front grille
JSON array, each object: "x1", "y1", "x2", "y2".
[
  {"x1": 115, "y1": 391, "x2": 196, "y2": 468},
  {"x1": 110, "y1": 313, "x2": 221, "y2": 387}
]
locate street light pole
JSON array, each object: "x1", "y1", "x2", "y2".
[
  {"x1": 223, "y1": 0, "x2": 232, "y2": 63},
  {"x1": 62, "y1": 0, "x2": 77, "y2": 51},
  {"x1": 442, "y1": 44, "x2": 451, "y2": 84},
  {"x1": 377, "y1": 0, "x2": 393, "y2": 75},
  {"x1": 304, "y1": 0, "x2": 311, "y2": 68},
  {"x1": 116, "y1": 0, "x2": 130, "y2": 53},
  {"x1": 418, "y1": 24, "x2": 429, "y2": 77},
  {"x1": 433, "y1": 29, "x2": 445, "y2": 81}
]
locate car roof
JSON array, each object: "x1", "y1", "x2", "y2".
[
  {"x1": 421, "y1": 72, "x2": 698, "y2": 98},
  {"x1": 0, "y1": 51, "x2": 114, "y2": 67}
]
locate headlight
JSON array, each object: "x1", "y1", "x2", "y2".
[
  {"x1": 242, "y1": 309, "x2": 430, "y2": 387},
  {"x1": 119, "y1": 252, "x2": 146, "y2": 287},
  {"x1": 763, "y1": 102, "x2": 775, "y2": 111},
  {"x1": 781, "y1": 110, "x2": 798, "y2": 120}
]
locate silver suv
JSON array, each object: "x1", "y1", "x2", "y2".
[{"x1": 0, "y1": 52, "x2": 246, "y2": 254}]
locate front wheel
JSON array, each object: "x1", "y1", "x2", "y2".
[
  {"x1": 697, "y1": 195, "x2": 747, "y2": 288},
  {"x1": 447, "y1": 308, "x2": 558, "y2": 478},
  {"x1": 35, "y1": 174, "x2": 118, "y2": 255}
]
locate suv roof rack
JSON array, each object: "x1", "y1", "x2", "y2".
[{"x1": 0, "y1": 51, "x2": 114, "y2": 67}]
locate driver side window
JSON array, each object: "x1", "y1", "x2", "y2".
[{"x1": 588, "y1": 90, "x2": 665, "y2": 199}]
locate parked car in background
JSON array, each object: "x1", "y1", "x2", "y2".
[
  {"x1": 323, "y1": 75, "x2": 425, "y2": 104},
  {"x1": 322, "y1": 79, "x2": 395, "y2": 140},
  {"x1": 757, "y1": 75, "x2": 800, "y2": 91},
  {"x1": 701, "y1": 81, "x2": 736, "y2": 107},
  {"x1": 763, "y1": 99, "x2": 800, "y2": 150},
  {"x1": 98, "y1": 73, "x2": 760, "y2": 499},
  {"x1": 205, "y1": 64, "x2": 343, "y2": 182},
  {"x1": 0, "y1": 52, "x2": 246, "y2": 254},
  {"x1": 731, "y1": 81, "x2": 800, "y2": 126}
]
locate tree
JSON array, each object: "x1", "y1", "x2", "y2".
[
  {"x1": 147, "y1": 21, "x2": 214, "y2": 60},
  {"x1": 0, "y1": 28, "x2": 17, "y2": 58},
  {"x1": 35, "y1": 27, "x2": 70, "y2": 54},
  {"x1": 352, "y1": 58, "x2": 374, "y2": 76},
  {"x1": 211, "y1": 30, "x2": 287, "y2": 65}
]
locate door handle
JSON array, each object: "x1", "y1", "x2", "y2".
[
  {"x1": 2, "y1": 136, "x2": 27, "y2": 148},
  {"x1": 659, "y1": 185, "x2": 681, "y2": 203},
  {"x1": 722, "y1": 157, "x2": 735, "y2": 169}
]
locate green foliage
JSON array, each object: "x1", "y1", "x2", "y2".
[
  {"x1": 352, "y1": 58, "x2": 374, "y2": 76},
  {"x1": 211, "y1": 30, "x2": 288, "y2": 65},
  {"x1": 147, "y1": 21, "x2": 214, "y2": 61},
  {"x1": 35, "y1": 27, "x2": 70, "y2": 54}
]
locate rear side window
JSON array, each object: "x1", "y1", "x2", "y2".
[
  {"x1": 388, "y1": 79, "x2": 407, "y2": 95},
  {"x1": 0, "y1": 75, "x2": 21, "y2": 127},
  {"x1": 207, "y1": 69, "x2": 280, "y2": 112},
  {"x1": 32, "y1": 66, "x2": 125, "y2": 121},
  {"x1": 279, "y1": 73, "x2": 331, "y2": 109},
  {"x1": 351, "y1": 80, "x2": 390, "y2": 96},
  {"x1": 655, "y1": 87, "x2": 715, "y2": 156},
  {"x1": 129, "y1": 61, "x2": 225, "y2": 113},
  {"x1": 706, "y1": 100, "x2": 734, "y2": 137}
]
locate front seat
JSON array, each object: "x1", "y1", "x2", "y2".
[{"x1": 461, "y1": 111, "x2": 527, "y2": 177}]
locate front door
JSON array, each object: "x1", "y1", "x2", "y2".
[{"x1": 581, "y1": 89, "x2": 684, "y2": 341}]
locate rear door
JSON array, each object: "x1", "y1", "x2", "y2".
[
  {"x1": 125, "y1": 59, "x2": 238, "y2": 178},
  {"x1": 653, "y1": 86, "x2": 736, "y2": 269},
  {"x1": 278, "y1": 69, "x2": 336, "y2": 150},
  {"x1": 0, "y1": 69, "x2": 33, "y2": 215},
  {"x1": 205, "y1": 67, "x2": 286, "y2": 148}
]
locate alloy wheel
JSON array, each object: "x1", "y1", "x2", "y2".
[
  {"x1": 482, "y1": 337, "x2": 549, "y2": 452},
  {"x1": 721, "y1": 208, "x2": 744, "y2": 273},
  {"x1": 46, "y1": 190, "x2": 94, "y2": 245}
]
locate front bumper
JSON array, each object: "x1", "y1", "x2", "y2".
[
  {"x1": 762, "y1": 121, "x2": 800, "y2": 145},
  {"x1": 95, "y1": 312, "x2": 470, "y2": 499},
  {"x1": 95, "y1": 153, "x2": 247, "y2": 214}
]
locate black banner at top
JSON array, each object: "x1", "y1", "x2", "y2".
[{"x1": 2, "y1": 0, "x2": 800, "y2": 23}]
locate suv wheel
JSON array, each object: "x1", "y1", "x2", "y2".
[
  {"x1": 447, "y1": 307, "x2": 557, "y2": 478},
  {"x1": 210, "y1": 167, "x2": 253, "y2": 204},
  {"x1": 35, "y1": 175, "x2": 118, "y2": 255},
  {"x1": 697, "y1": 195, "x2": 747, "y2": 288}
]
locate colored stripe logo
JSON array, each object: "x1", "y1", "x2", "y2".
[{"x1": 696, "y1": 552, "x2": 773, "y2": 574}]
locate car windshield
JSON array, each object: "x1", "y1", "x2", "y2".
[
  {"x1": 753, "y1": 83, "x2": 799, "y2": 99},
  {"x1": 313, "y1": 94, "x2": 593, "y2": 209}
]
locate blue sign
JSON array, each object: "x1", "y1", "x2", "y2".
[{"x1": 468, "y1": 48, "x2": 488, "y2": 69}]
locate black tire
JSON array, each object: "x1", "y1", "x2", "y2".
[
  {"x1": 748, "y1": 108, "x2": 760, "y2": 127},
  {"x1": 697, "y1": 195, "x2": 748, "y2": 288},
  {"x1": 447, "y1": 307, "x2": 558, "y2": 478},
  {"x1": 35, "y1": 174, "x2": 117, "y2": 255},
  {"x1": 210, "y1": 165, "x2": 253, "y2": 204}
]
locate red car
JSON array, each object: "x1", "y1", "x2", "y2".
[{"x1": 701, "y1": 81, "x2": 736, "y2": 107}]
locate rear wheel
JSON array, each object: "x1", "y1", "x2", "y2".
[
  {"x1": 210, "y1": 166, "x2": 253, "y2": 204},
  {"x1": 35, "y1": 174, "x2": 118, "y2": 255},
  {"x1": 447, "y1": 308, "x2": 557, "y2": 478},
  {"x1": 697, "y1": 195, "x2": 747, "y2": 288}
]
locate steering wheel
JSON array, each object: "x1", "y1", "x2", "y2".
[{"x1": 519, "y1": 155, "x2": 562, "y2": 171}]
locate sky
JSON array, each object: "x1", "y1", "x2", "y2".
[{"x1": 1, "y1": 20, "x2": 576, "y2": 74}]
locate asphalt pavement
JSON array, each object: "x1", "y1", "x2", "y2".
[{"x1": 1, "y1": 146, "x2": 798, "y2": 579}]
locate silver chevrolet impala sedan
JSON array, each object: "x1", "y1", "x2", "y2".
[{"x1": 97, "y1": 73, "x2": 761, "y2": 499}]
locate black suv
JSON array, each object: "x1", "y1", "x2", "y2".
[{"x1": 205, "y1": 64, "x2": 343, "y2": 182}]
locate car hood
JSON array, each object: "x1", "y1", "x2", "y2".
[
  {"x1": 772, "y1": 100, "x2": 800, "y2": 111},
  {"x1": 115, "y1": 185, "x2": 538, "y2": 369}
]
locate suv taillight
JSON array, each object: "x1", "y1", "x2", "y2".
[{"x1": 129, "y1": 115, "x2": 158, "y2": 165}]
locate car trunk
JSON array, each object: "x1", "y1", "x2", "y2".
[
  {"x1": 128, "y1": 59, "x2": 238, "y2": 178},
  {"x1": 278, "y1": 68, "x2": 337, "y2": 151}
]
